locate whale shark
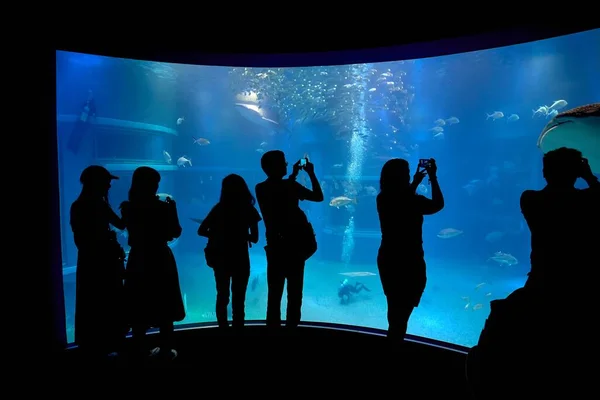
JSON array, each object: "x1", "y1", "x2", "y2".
[
  {"x1": 537, "y1": 103, "x2": 600, "y2": 173},
  {"x1": 234, "y1": 102, "x2": 280, "y2": 134}
]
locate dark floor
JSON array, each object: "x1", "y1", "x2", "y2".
[{"x1": 58, "y1": 324, "x2": 471, "y2": 396}]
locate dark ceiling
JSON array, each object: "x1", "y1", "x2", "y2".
[{"x1": 53, "y1": 17, "x2": 599, "y2": 63}]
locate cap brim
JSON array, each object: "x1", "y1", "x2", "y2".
[{"x1": 109, "y1": 174, "x2": 119, "y2": 180}]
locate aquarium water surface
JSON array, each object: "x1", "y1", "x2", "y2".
[{"x1": 55, "y1": 29, "x2": 600, "y2": 347}]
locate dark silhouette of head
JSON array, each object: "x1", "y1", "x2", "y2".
[
  {"x1": 79, "y1": 165, "x2": 118, "y2": 199},
  {"x1": 220, "y1": 174, "x2": 256, "y2": 207},
  {"x1": 129, "y1": 166, "x2": 161, "y2": 202},
  {"x1": 261, "y1": 150, "x2": 287, "y2": 179},
  {"x1": 542, "y1": 147, "x2": 582, "y2": 187},
  {"x1": 380, "y1": 158, "x2": 411, "y2": 193}
]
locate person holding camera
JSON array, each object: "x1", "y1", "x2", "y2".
[
  {"x1": 120, "y1": 166, "x2": 185, "y2": 360},
  {"x1": 376, "y1": 158, "x2": 444, "y2": 347},
  {"x1": 467, "y1": 147, "x2": 599, "y2": 399},
  {"x1": 255, "y1": 150, "x2": 324, "y2": 330}
]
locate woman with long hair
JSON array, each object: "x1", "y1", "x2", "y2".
[
  {"x1": 198, "y1": 174, "x2": 261, "y2": 330},
  {"x1": 70, "y1": 165, "x2": 127, "y2": 359},
  {"x1": 120, "y1": 166, "x2": 185, "y2": 360},
  {"x1": 376, "y1": 158, "x2": 444, "y2": 347}
]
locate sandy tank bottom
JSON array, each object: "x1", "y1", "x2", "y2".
[{"x1": 175, "y1": 250, "x2": 527, "y2": 348}]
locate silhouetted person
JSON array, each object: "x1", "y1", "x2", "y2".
[
  {"x1": 255, "y1": 151, "x2": 323, "y2": 330},
  {"x1": 67, "y1": 89, "x2": 97, "y2": 154},
  {"x1": 120, "y1": 167, "x2": 185, "y2": 361},
  {"x1": 376, "y1": 158, "x2": 443, "y2": 346},
  {"x1": 521, "y1": 147, "x2": 599, "y2": 293},
  {"x1": 198, "y1": 174, "x2": 261, "y2": 331},
  {"x1": 70, "y1": 165, "x2": 127, "y2": 359},
  {"x1": 467, "y1": 147, "x2": 599, "y2": 399}
]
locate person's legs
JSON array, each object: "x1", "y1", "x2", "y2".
[
  {"x1": 386, "y1": 297, "x2": 414, "y2": 342},
  {"x1": 285, "y1": 261, "x2": 305, "y2": 329},
  {"x1": 266, "y1": 248, "x2": 286, "y2": 329},
  {"x1": 131, "y1": 324, "x2": 148, "y2": 358},
  {"x1": 214, "y1": 268, "x2": 232, "y2": 329},
  {"x1": 149, "y1": 321, "x2": 177, "y2": 360},
  {"x1": 231, "y1": 267, "x2": 251, "y2": 330}
]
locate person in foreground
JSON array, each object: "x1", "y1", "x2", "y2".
[
  {"x1": 376, "y1": 158, "x2": 444, "y2": 346},
  {"x1": 70, "y1": 165, "x2": 128, "y2": 360},
  {"x1": 255, "y1": 150, "x2": 323, "y2": 330},
  {"x1": 198, "y1": 174, "x2": 262, "y2": 331},
  {"x1": 120, "y1": 166, "x2": 185, "y2": 361},
  {"x1": 467, "y1": 147, "x2": 599, "y2": 399}
]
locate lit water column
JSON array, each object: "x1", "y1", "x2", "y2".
[{"x1": 341, "y1": 64, "x2": 371, "y2": 267}]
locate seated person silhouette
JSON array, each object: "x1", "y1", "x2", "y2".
[
  {"x1": 467, "y1": 147, "x2": 599, "y2": 399},
  {"x1": 255, "y1": 151, "x2": 323, "y2": 330},
  {"x1": 376, "y1": 158, "x2": 444, "y2": 346},
  {"x1": 198, "y1": 174, "x2": 261, "y2": 330}
]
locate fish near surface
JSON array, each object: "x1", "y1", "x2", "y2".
[{"x1": 537, "y1": 103, "x2": 600, "y2": 173}]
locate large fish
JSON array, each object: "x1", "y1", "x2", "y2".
[
  {"x1": 234, "y1": 103, "x2": 280, "y2": 133},
  {"x1": 537, "y1": 103, "x2": 600, "y2": 173}
]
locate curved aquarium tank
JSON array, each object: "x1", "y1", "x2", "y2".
[{"x1": 55, "y1": 29, "x2": 600, "y2": 347}]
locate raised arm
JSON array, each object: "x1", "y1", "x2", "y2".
[
  {"x1": 166, "y1": 198, "x2": 182, "y2": 239},
  {"x1": 107, "y1": 204, "x2": 126, "y2": 230},
  {"x1": 292, "y1": 160, "x2": 323, "y2": 202},
  {"x1": 419, "y1": 160, "x2": 444, "y2": 215}
]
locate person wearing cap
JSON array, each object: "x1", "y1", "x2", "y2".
[
  {"x1": 70, "y1": 165, "x2": 128, "y2": 360},
  {"x1": 120, "y1": 166, "x2": 185, "y2": 361}
]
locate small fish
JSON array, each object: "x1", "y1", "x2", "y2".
[
  {"x1": 532, "y1": 106, "x2": 548, "y2": 118},
  {"x1": 429, "y1": 126, "x2": 444, "y2": 133},
  {"x1": 177, "y1": 156, "x2": 192, "y2": 167},
  {"x1": 486, "y1": 111, "x2": 504, "y2": 121},
  {"x1": 192, "y1": 136, "x2": 210, "y2": 146},
  {"x1": 437, "y1": 228, "x2": 463, "y2": 239},
  {"x1": 473, "y1": 304, "x2": 483, "y2": 310},
  {"x1": 507, "y1": 114, "x2": 519, "y2": 122},
  {"x1": 339, "y1": 272, "x2": 377, "y2": 277},
  {"x1": 548, "y1": 99, "x2": 568, "y2": 111},
  {"x1": 475, "y1": 282, "x2": 486, "y2": 290},
  {"x1": 445, "y1": 116, "x2": 460, "y2": 125},
  {"x1": 329, "y1": 196, "x2": 357, "y2": 208},
  {"x1": 176, "y1": 117, "x2": 185, "y2": 125},
  {"x1": 434, "y1": 118, "x2": 446, "y2": 126},
  {"x1": 162, "y1": 150, "x2": 172, "y2": 164},
  {"x1": 488, "y1": 251, "x2": 518, "y2": 266},
  {"x1": 464, "y1": 303, "x2": 471, "y2": 310}
]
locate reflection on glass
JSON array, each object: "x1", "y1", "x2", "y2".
[{"x1": 56, "y1": 29, "x2": 600, "y2": 347}]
